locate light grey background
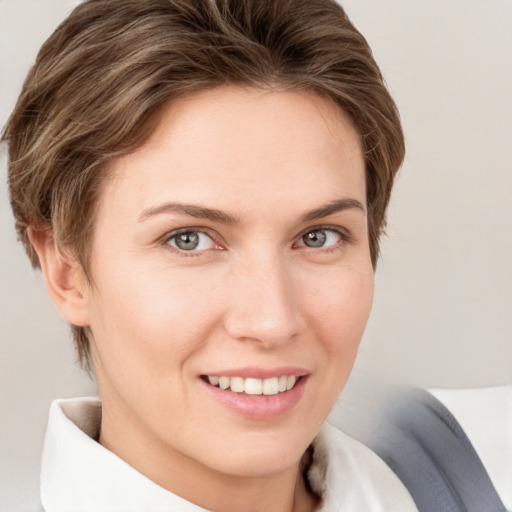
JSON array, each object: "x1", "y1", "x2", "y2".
[{"x1": 1, "y1": 0, "x2": 511, "y2": 510}]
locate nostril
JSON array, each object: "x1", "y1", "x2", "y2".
[{"x1": 223, "y1": 311, "x2": 302, "y2": 347}]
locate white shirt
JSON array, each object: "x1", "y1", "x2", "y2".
[{"x1": 40, "y1": 397, "x2": 419, "y2": 512}]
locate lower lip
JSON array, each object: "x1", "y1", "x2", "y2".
[{"x1": 200, "y1": 376, "x2": 308, "y2": 420}]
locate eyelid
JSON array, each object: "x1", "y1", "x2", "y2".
[
  {"x1": 293, "y1": 225, "x2": 353, "y2": 248},
  {"x1": 161, "y1": 227, "x2": 224, "y2": 254},
  {"x1": 159, "y1": 224, "x2": 353, "y2": 253}
]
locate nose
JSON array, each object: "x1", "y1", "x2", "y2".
[{"x1": 223, "y1": 255, "x2": 305, "y2": 348}]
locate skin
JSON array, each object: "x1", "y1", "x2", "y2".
[{"x1": 31, "y1": 87, "x2": 374, "y2": 512}]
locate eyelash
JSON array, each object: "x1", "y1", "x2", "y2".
[
  {"x1": 294, "y1": 225, "x2": 353, "y2": 252},
  {"x1": 161, "y1": 225, "x2": 353, "y2": 257},
  {"x1": 162, "y1": 227, "x2": 221, "y2": 258}
]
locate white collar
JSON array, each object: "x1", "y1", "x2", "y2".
[{"x1": 40, "y1": 397, "x2": 417, "y2": 512}]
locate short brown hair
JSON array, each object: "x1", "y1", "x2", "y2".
[{"x1": 3, "y1": 0, "x2": 404, "y2": 368}]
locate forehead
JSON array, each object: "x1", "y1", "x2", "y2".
[{"x1": 100, "y1": 86, "x2": 365, "y2": 221}]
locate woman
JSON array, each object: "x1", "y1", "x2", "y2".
[{"x1": 2, "y1": 0, "x2": 509, "y2": 511}]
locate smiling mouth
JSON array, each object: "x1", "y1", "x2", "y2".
[{"x1": 201, "y1": 375, "x2": 300, "y2": 396}]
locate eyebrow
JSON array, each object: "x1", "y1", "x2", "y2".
[
  {"x1": 138, "y1": 202, "x2": 239, "y2": 224},
  {"x1": 300, "y1": 198, "x2": 366, "y2": 222},
  {"x1": 138, "y1": 197, "x2": 365, "y2": 224}
]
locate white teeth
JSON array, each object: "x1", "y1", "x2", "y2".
[
  {"x1": 230, "y1": 377, "x2": 244, "y2": 393},
  {"x1": 208, "y1": 376, "x2": 219, "y2": 386},
  {"x1": 244, "y1": 378, "x2": 262, "y2": 395},
  {"x1": 263, "y1": 377, "x2": 279, "y2": 395},
  {"x1": 219, "y1": 376, "x2": 230, "y2": 390},
  {"x1": 206, "y1": 374, "x2": 300, "y2": 395},
  {"x1": 286, "y1": 376, "x2": 296, "y2": 391}
]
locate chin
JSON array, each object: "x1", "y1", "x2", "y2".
[{"x1": 201, "y1": 429, "x2": 314, "y2": 478}]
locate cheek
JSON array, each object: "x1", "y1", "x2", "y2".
[
  {"x1": 303, "y1": 265, "x2": 374, "y2": 359},
  {"x1": 87, "y1": 261, "x2": 224, "y2": 387},
  {"x1": 290, "y1": 264, "x2": 373, "y2": 433}
]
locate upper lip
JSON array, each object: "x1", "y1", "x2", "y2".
[{"x1": 200, "y1": 366, "x2": 310, "y2": 379}]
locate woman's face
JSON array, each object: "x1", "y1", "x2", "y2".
[{"x1": 84, "y1": 86, "x2": 373, "y2": 480}]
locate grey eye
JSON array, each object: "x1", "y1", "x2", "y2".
[
  {"x1": 299, "y1": 228, "x2": 342, "y2": 249},
  {"x1": 167, "y1": 231, "x2": 217, "y2": 252},
  {"x1": 302, "y1": 230, "x2": 327, "y2": 248},
  {"x1": 174, "y1": 232, "x2": 200, "y2": 250}
]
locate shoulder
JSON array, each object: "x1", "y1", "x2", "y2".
[{"x1": 309, "y1": 422, "x2": 419, "y2": 511}]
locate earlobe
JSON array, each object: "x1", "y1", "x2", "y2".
[{"x1": 27, "y1": 228, "x2": 90, "y2": 327}]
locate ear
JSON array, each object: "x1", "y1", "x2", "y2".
[{"x1": 27, "y1": 227, "x2": 90, "y2": 327}]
